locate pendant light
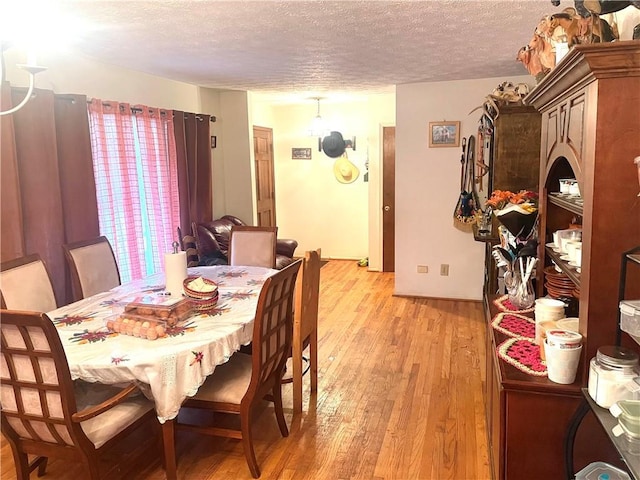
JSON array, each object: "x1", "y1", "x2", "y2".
[{"x1": 308, "y1": 97, "x2": 326, "y2": 137}]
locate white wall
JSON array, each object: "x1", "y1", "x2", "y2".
[
  {"x1": 215, "y1": 91, "x2": 254, "y2": 223},
  {"x1": 254, "y1": 95, "x2": 394, "y2": 262},
  {"x1": 4, "y1": 48, "x2": 200, "y2": 112},
  {"x1": 395, "y1": 75, "x2": 534, "y2": 300}
]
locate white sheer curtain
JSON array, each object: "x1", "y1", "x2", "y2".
[{"x1": 87, "y1": 99, "x2": 180, "y2": 282}]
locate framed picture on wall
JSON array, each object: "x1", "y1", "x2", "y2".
[
  {"x1": 428, "y1": 121, "x2": 460, "y2": 148},
  {"x1": 292, "y1": 147, "x2": 312, "y2": 160}
]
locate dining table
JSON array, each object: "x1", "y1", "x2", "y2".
[{"x1": 48, "y1": 265, "x2": 277, "y2": 480}]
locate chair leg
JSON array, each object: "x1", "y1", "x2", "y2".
[
  {"x1": 12, "y1": 449, "x2": 30, "y2": 480},
  {"x1": 310, "y1": 329, "x2": 318, "y2": 394},
  {"x1": 83, "y1": 456, "x2": 101, "y2": 480},
  {"x1": 272, "y1": 382, "x2": 289, "y2": 437},
  {"x1": 34, "y1": 456, "x2": 48, "y2": 477},
  {"x1": 240, "y1": 408, "x2": 260, "y2": 478},
  {"x1": 292, "y1": 337, "x2": 303, "y2": 414}
]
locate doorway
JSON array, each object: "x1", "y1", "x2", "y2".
[
  {"x1": 253, "y1": 126, "x2": 276, "y2": 227},
  {"x1": 382, "y1": 126, "x2": 395, "y2": 272}
]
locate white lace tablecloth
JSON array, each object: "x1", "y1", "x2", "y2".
[{"x1": 49, "y1": 266, "x2": 276, "y2": 423}]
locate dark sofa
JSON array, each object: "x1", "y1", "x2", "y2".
[{"x1": 192, "y1": 215, "x2": 298, "y2": 270}]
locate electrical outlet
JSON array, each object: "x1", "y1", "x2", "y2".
[
  {"x1": 440, "y1": 264, "x2": 449, "y2": 276},
  {"x1": 417, "y1": 265, "x2": 428, "y2": 274}
]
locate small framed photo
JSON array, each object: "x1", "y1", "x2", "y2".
[
  {"x1": 292, "y1": 147, "x2": 312, "y2": 160},
  {"x1": 428, "y1": 121, "x2": 460, "y2": 148}
]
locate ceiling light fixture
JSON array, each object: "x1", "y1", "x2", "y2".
[
  {"x1": 0, "y1": 47, "x2": 47, "y2": 116},
  {"x1": 308, "y1": 97, "x2": 327, "y2": 137}
]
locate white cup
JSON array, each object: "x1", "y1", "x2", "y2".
[
  {"x1": 558, "y1": 229, "x2": 582, "y2": 253},
  {"x1": 569, "y1": 181, "x2": 580, "y2": 196},
  {"x1": 574, "y1": 245, "x2": 582, "y2": 266},
  {"x1": 559, "y1": 179, "x2": 572, "y2": 194},
  {"x1": 544, "y1": 340, "x2": 582, "y2": 384},
  {"x1": 565, "y1": 241, "x2": 582, "y2": 262}
]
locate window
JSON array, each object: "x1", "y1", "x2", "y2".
[{"x1": 88, "y1": 100, "x2": 180, "y2": 283}]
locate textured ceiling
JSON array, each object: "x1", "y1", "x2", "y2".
[{"x1": 10, "y1": 1, "x2": 570, "y2": 101}]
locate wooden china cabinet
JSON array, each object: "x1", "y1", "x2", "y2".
[
  {"x1": 526, "y1": 41, "x2": 640, "y2": 370},
  {"x1": 483, "y1": 41, "x2": 640, "y2": 480},
  {"x1": 475, "y1": 105, "x2": 541, "y2": 295}
]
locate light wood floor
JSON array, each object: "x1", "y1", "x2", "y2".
[{"x1": 1, "y1": 260, "x2": 491, "y2": 479}]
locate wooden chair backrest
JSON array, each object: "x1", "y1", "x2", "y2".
[
  {"x1": 0, "y1": 254, "x2": 57, "y2": 311},
  {"x1": 177, "y1": 226, "x2": 200, "y2": 267},
  {"x1": 248, "y1": 260, "x2": 301, "y2": 398},
  {"x1": 294, "y1": 249, "x2": 321, "y2": 343},
  {"x1": 0, "y1": 310, "x2": 91, "y2": 453},
  {"x1": 63, "y1": 236, "x2": 120, "y2": 301},
  {"x1": 228, "y1": 226, "x2": 277, "y2": 269},
  {"x1": 1, "y1": 309, "x2": 158, "y2": 479}
]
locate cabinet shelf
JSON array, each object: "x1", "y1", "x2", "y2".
[
  {"x1": 617, "y1": 246, "x2": 640, "y2": 346},
  {"x1": 545, "y1": 246, "x2": 581, "y2": 286},
  {"x1": 582, "y1": 389, "x2": 639, "y2": 480},
  {"x1": 547, "y1": 192, "x2": 584, "y2": 216},
  {"x1": 626, "y1": 252, "x2": 640, "y2": 266}
]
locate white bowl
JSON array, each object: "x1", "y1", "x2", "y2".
[
  {"x1": 535, "y1": 298, "x2": 566, "y2": 310},
  {"x1": 557, "y1": 317, "x2": 579, "y2": 332}
]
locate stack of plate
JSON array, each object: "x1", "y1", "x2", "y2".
[{"x1": 544, "y1": 266, "x2": 576, "y2": 299}]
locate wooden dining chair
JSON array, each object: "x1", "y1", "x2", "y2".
[
  {"x1": 177, "y1": 226, "x2": 200, "y2": 267},
  {"x1": 228, "y1": 225, "x2": 278, "y2": 269},
  {"x1": 0, "y1": 254, "x2": 57, "y2": 311},
  {"x1": 177, "y1": 259, "x2": 302, "y2": 478},
  {"x1": 291, "y1": 249, "x2": 321, "y2": 413},
  {"x1": 63, "y1": 236, "x2": 121, "y2": 301},
  {"x1": 0, "y1": 310, "x2": 159, "y2": 480}
]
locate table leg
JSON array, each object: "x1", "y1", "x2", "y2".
[{"x1": 161, "y1": 419, "x2": 177, "y2": 480}]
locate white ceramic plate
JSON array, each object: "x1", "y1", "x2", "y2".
[
  {"x1": 568, "y1": 261, "x2": 580, "y2": 268},
  {"x1": 546, "y1": 242, "x2": 562, "y2": 252},
  {"x1": 560, "y1": 255, "x2": 572, "y2": 261}
]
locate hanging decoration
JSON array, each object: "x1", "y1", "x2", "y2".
[
  {"x1": 453, "y1": 136, "x2": 480, "y2": 224},
  {"x1": 333, "y1": 153, "x2": 359, "y2": 184}
]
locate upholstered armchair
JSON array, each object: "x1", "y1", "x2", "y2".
[{"x1": 193, "y1": 215, "x2": 298, "y2": 270}]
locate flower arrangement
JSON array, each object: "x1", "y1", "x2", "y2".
[
  {"x1": 486, "y1": 189, "x2": 538, "y2": 212},
  {"x1": 487, "y1": 189, "x2": 539, "y2": 240},
  {"x1": 488, "y1": 190, "x2": 540, "y2": 309}
]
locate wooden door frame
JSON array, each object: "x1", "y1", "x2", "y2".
[
  {"x1": 252, "y1": 126, "x2": 276, "y2": 227},
  {"x1": 382, "y1": 126, "x2": 395, "y2": 272}
]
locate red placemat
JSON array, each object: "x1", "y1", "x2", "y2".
[
  {"x1": 497, "y1": 338, "x2": 547, "y2": 376},
  {"x1": 491, "y1": 312, "x2": 535, "y2": 340},
  {"x1": 493, "y1": 294, "x2": 535, "y2": 314}
]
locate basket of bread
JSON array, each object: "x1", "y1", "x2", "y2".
[{"x1": 183, "y1": 276, "x2": 219, "y2": 313}]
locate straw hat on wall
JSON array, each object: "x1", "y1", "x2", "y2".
[{"x1": 333, "y1": 154, "x2": 359, "y2": 184}]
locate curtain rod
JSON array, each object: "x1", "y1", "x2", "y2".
[
  {"x1": 7, "y1": 92, "x2": 217, "y2": 122},
  {"x1": 84, "y1": 99, "x2": 216, "y2": 122}
]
